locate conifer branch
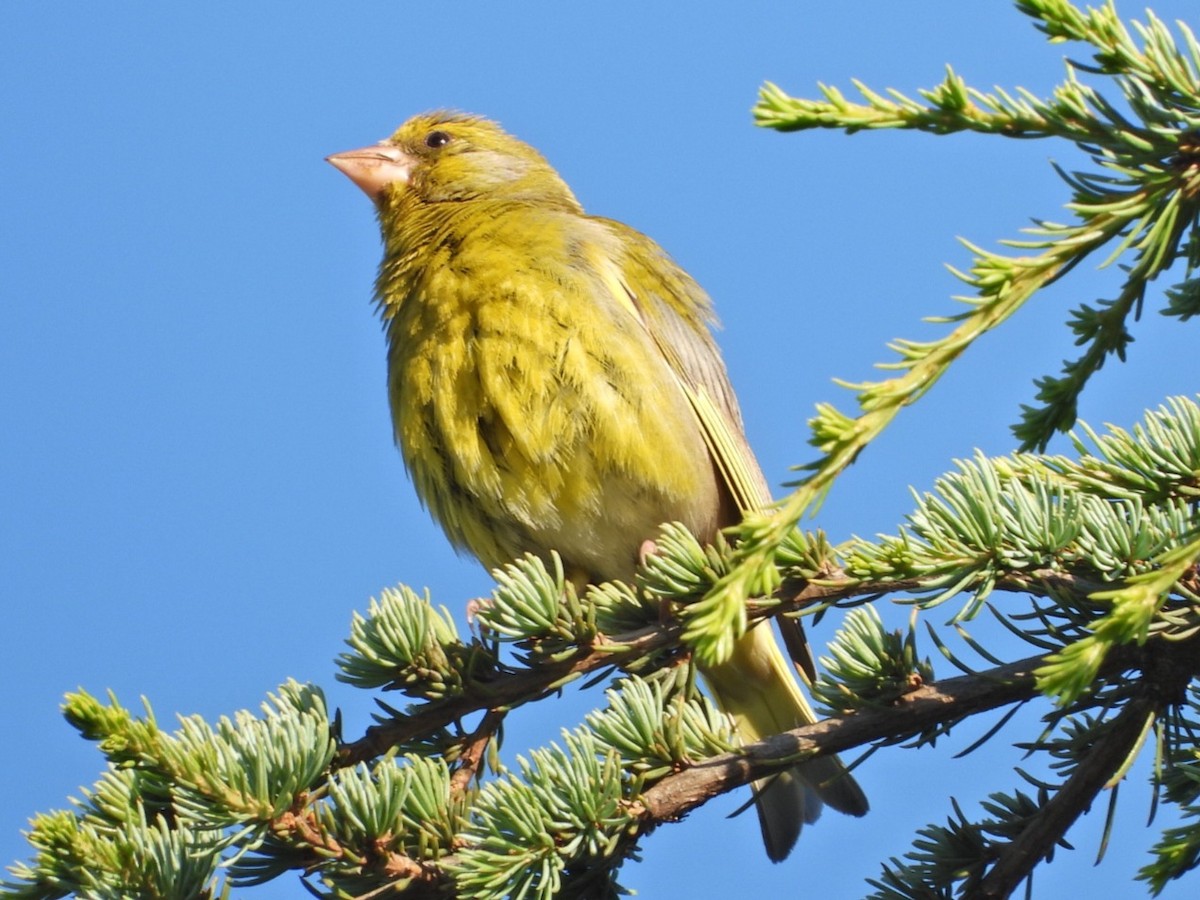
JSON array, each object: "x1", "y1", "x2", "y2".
[
  {"x1": 976, "y1": 693, "x2": 1157, "y2": 898},
  {"x1": 640, "y1": 653, "x2": 1051, "y2": 822},
  {"x1": 688, "y1": 0, "x2": 1200, "y2": 673}
]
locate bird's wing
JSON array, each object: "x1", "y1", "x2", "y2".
[
  {"x1": 590, "y1": 218, "x2": 817, "y2": 683},
  {"x1": 592, "y1": 219, "x2": 772, "y2": 514}
]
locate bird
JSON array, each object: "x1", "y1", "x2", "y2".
[{"x1": 327, "y1": 110, "x2": 868, "y2": 861}]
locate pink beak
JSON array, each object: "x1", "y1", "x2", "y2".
[{"x1": 326, "y1": 144, "x2": 415, "y2": 202}]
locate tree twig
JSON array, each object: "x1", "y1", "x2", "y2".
[
  {"x1": 321, "y1": 644, "x2": 1151, "y2": 897},
  {"x1": 449, "y1": 708, "x2": 506, "y2": 795},
  {"x1": 639, "y1": 653, "x2": 1046, "y2": 823},
  {"x1": 638, "y1": 645, "x2": 1141, "y2": 825},
  {"x1": 973, "y1": 632, "x2": 1200, "y2": 898},
  {"x1": 339, "y1": 566, "x2": 1128, "y2": 768},
  {"x1": 339, "y1": 625, "x2": 678, "y2": 766},
  {"x1": 973, "y1": 694, "x2": 1157, "y2": 899}
]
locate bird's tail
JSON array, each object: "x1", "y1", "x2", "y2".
[{"x1": 702, "y1": 622, "x2": 869, "y2": 862}]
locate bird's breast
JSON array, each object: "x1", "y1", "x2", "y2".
[{"x1": 381, "y1": 236, "x2": 722, "y2": 582}]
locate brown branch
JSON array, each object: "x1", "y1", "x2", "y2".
[
  {"x1": 639, "y1": 652, "x2": 1054, "y2": 823},
  {"x1": 322, "y1": 654, "x2": 1061, "y2": 898},
  {"x1": 973, "y1": 693, "x2": 1157, "y2": 899},
  {"x1": 778, "y1": 566, "x2": 1116, "y2": 608},
  {"x1": 449, "y1": 708, "x2": 506, "y2": 795},
  {"x1": 301, "y1": 551, "x2": 1194, "y2": 898},
  {"x1": 339, "y1": 625, "x2": 680, "y2": 766},
  {"x1": 323, "y1": 642, "x2": 1159, "y2": 897},
  {"x1": 639, "y1": 642, "x2": 1148, "y2": 823},
  {"x1": 340, "y1": 565, "x2": 1118, "y2": 768},
  {"x1": 973, "y1": 633, "x2": 1200, "y2": 898},
  {"x1": 273, "y1": 809, "x2": 452, "y2": 897}
]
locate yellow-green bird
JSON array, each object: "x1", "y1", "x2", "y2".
[{"x1": 327, "y1": 111, "x2": 868, "y2": 861}]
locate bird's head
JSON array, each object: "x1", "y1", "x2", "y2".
[{"x1": 326, "y1": 111, "x2": 580, "y2": 212}]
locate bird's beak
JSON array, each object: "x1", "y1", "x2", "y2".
[{"x1": 325, "y1": 144, "x2": 415, "y2": 202}]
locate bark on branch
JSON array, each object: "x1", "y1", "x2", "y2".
[
  {"x1": 639, "y1": 652, "x2": 1050, "y2": 823},
  {"x1": 339, "y1": 565, "x2": 1118, "y2": 768}
]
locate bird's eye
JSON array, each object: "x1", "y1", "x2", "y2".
[{"x1": 425, "y1": 130, "x2": 452, "y2": 149}]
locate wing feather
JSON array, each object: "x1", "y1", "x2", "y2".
[
  {"x1": 592, "y1": 221, "x2": 771, "y2": 513},
  {"x1": 591, "y1": 220, "x2": 817, "y2": 682}
]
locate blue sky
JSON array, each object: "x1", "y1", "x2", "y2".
[{"x1": 3, "y1": 2, "x2": 1198, "y2": 897}]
